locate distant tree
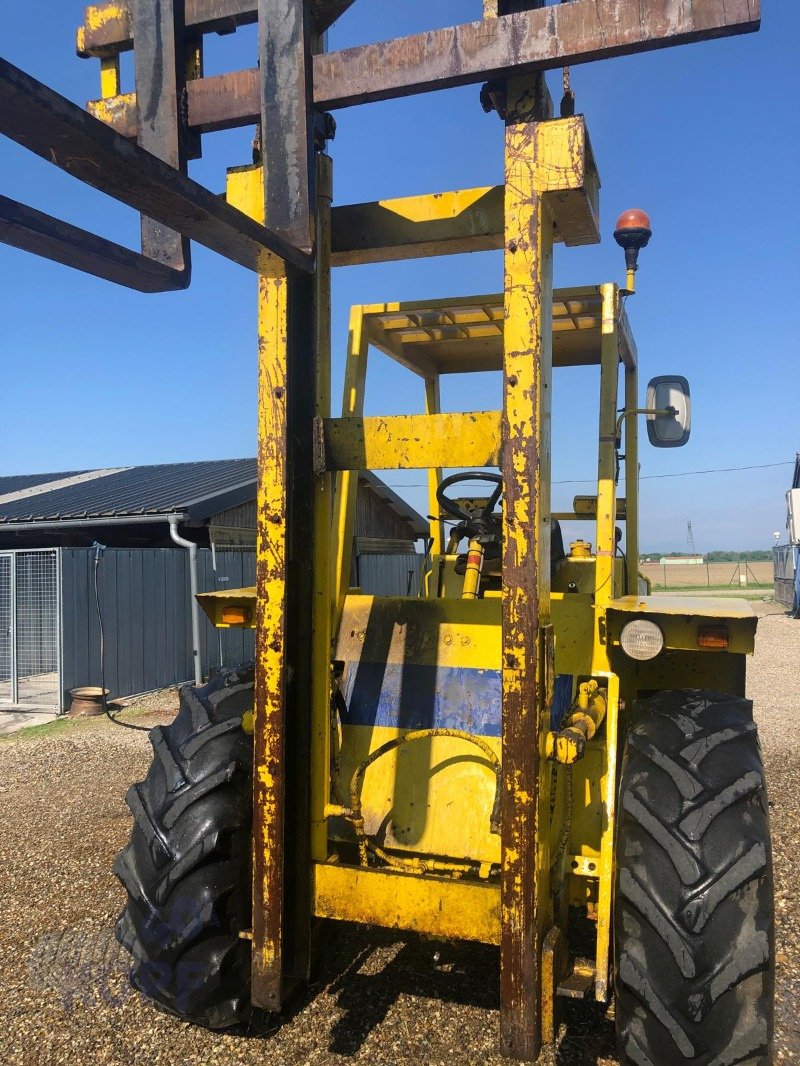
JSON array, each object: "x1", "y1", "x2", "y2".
[
  {"x1": 640, "y1": 550, "x2": 773, "y2": 562},
  {"x1": 705, "y1": 550, "x2": 773, "y2": 562}
]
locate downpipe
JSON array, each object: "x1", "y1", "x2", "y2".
[{"x1": 168, "y1": 514, "x2": 202, "y2": 687}]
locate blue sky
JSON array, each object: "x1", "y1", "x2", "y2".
[{"x1": 1, "y1": 2, "x2": 797, "y2": 552}]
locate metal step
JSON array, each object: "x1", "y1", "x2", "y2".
[{"x1": 557, "y1": 957, "x2": 595, "y2": 999}]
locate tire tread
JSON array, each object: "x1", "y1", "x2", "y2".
[
  {"x1": 614, "y1": 689, "x2": 774, "y2": 1065},
  {"x1": 114, "y1": 668, "x2": 254, "y2": 1029}
]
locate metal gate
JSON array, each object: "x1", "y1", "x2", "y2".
[
  {"x1": 0, "y1": 549, "x2": 62, "y2": 710},
  {"x1": 773, "y1": 544, "x2": 797, "y2": 611}
]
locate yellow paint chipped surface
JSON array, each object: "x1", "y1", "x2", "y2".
[
  {"x1": 227, "y1": 164, "x2": 285, "y2": 987},
  {"x1": 84, "y1": 3, "x2": 126, "y2": 33},
  {"x1": 314, "y1": 863, "x2": 501, "y2": 944},
  {"x1": 378, "y1": 186, "x2": 495, "y2": 223},
  {"x1": 532, "y1": 117, "x2": 586, "y2": 193},
  {"x1": 332, "y1": 304, "x2": 368, "y2": 628},
  {"x1": 323, "y1": 410, "x2": 501, "y2": 471}
]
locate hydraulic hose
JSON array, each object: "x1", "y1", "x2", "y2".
[{"x1": 343, "y1": 727, "x2": 502, "y2": 875}]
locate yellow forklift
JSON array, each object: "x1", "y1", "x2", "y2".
[{"x1": 0, "y1": 2, "x2": 771, "y2": 1062}]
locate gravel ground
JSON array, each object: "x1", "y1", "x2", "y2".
[{"x1": 0, "y1": 606, "x2": 797, "y2": 1065}]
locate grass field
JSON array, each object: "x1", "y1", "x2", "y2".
[{"x1": 639, "y1": 560, "x2": 773, "y2": 591}]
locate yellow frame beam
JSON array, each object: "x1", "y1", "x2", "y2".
[
  {"x1": 623, "y1": 364, "x2": 640, "y2": 594},
  {"x1": 331, "y1": 305, "x2": 369, "y2": 626},
  {"x1": 425, "y1": 376, "x2": 445, "y2": 555},
  {"x1": 331, "y1": 185, "x2": 503, "y2": 265},
  {"x1": 226, "y1": 166, "x2": 290, "y2": 1010},
  {"x1": 500, "y1": 105, "x2": 599, "y2": 1061},
  {"x1": 310, "y1": 156, "x2": 334, "y2": 864},
  {"x1": 321, "y1": 410, "x2": 501, "y2": 471},
  {"x1": 313, "y1": 862, "x2": 501, "y2": 944},
  {"x1": 329, "y1": 144, "x2": 598, "y2": 265},
  {"x1": 593, "y1": 284, "x2": 620, "y2": 615},
  {"x1": 592, "y1": 672, "x2": 619, "y2": 1001}
]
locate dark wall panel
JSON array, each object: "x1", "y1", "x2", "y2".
[
  {"x1": 197, "y1": 549, "x2": 256, "y2": 669},
  {"x1": 358, "y1": 553, "x2": 425, "y2": 597},
  {"x1": 60, "y1": 547, "x2": 255, "y2": 706}
]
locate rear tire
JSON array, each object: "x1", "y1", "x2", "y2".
[
  {"x1": 614, "y1": 690, "x2": 774, "y2": 1065},
  {"x1": 114, "y1": 667, "x2": 254, "y2": 1029}
]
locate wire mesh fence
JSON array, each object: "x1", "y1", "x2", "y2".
[
  {"x1": 0, "y1": 550, "x2": 61, "y2": 709},
  {"x1": 0, "y1": 555, "x2": 12, "y2": 704},
  {"x1": 639, "y1": 560, "x2": 774, "y2": 591}
]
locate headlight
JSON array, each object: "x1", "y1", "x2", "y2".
[{"x1": 620, "y1": 619, "x2": 664, "y2": 660}]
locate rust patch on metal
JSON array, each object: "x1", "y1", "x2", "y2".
[
  {"x1": 251, "y1": 273, "x2": 290, "y2": 1012},
  {"x1": 81, "y1": 3, "x2": 759, "y2": 129},
  {"x1": 499, "y1": 70, "x2": 552, "y2": 1062},
  {"x1": 78, "y1": 0, "x2": 354, "y2": 57}
]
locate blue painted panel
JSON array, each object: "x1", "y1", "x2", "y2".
[
  {"x1": 342, "y1": 661, "x2": 573, "y2": 737},
  {"x1": 342, "y1": 662, "x2": 502, "y2": 735},
  {"x1": 551, "y1": 673, "x2": 573, "y2": 728}
]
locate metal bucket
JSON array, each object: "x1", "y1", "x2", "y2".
[{"x1": 68, "y1": 687, "x2": 109, "y2": 717}]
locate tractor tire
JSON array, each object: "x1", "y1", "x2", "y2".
[
  {"x1": 114, "y1": 667, "x2": 254, "y2": 1029},
  {"x1": 614, "y1": 690, "x2": 774, "y2": 1066}
]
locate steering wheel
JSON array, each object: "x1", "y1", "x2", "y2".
[{"x1": 435, "y1": 472, "x2": 503, "y2": 524}]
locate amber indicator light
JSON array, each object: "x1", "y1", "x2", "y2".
[
  {"x1": 222, "y1": 605, "x2": 250, "y2": 625},
  {"x1": 697, "y1": 625, "x2": 729, "y2": 650}
]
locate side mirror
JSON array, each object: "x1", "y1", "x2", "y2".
[{"x1": 646, "y1": 375, "x2": 691, "y2": 448}]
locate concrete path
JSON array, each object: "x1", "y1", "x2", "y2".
[{"x1": 0, "y1": 709, "x2": 59, "y2": 736}]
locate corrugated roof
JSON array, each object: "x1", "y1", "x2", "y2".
[
  {"x1": 0, "y1": 471, "x2": 85, "y2": 494},
  {"x1": 0, "y1": 460, "x2": 427, "y2": 535},
  {"x1": 0, "y1": 460, "x2": 256, "y2": 524}
]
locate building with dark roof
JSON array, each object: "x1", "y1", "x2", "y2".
[
  {"x1": 0, "y1": 460, "x2": 425, "y2": 714},
  {"x1": 0, "y1": 459, "x2": 256, "y2": 549}
]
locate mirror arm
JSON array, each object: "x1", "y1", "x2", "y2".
[{"x1": 615, "y1": 406, "x2": 675, "y2": 443}]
